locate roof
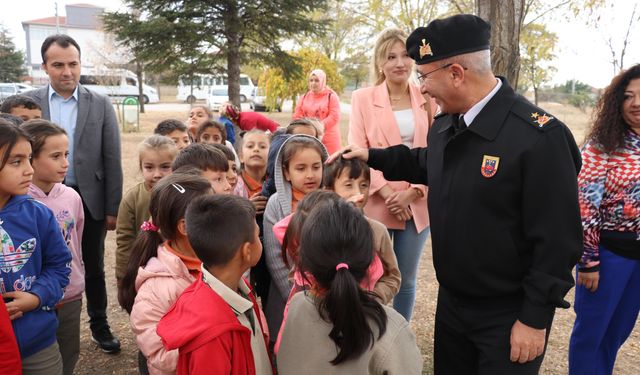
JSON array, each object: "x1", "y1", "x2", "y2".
[
  {"x1": 67, "y1": 3, "x2": 105, "y2": 8},
  {"x1": 23, "y1": 16, "x2": 66, "y2": 26}
]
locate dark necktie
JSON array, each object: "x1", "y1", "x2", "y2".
[{"x1": 453, "y1": 114, "x2": 466, "y2": 133}]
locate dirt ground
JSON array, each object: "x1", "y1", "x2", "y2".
[{"x1": 73, "y1": 102, "x2": 640, "y2": 374}]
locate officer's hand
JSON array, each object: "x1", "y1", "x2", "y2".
[
  {"x1": 326, "y1": 145, "x2": 368, "y2": 164},
  {"x1": 577, "y1": 271, "x2": 599, "y2": 292},
  {"x1": 510, "y1": 320, "x2": 546, "y2": 364},
  {"x1": 106, "y1": 215, "x2": 117, "y2": 231}
]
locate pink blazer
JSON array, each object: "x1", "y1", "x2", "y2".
[{"x1": 348, "y1": 81, "x2": 435, "y2": 232}]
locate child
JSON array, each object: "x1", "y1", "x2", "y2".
[
  {"x1": 322, "y1": 155, "x2": 401, "y2": 303},
  {"x1": 210, "y1": 143, "x2": 238, "y2": 191},
  {"x1": 188, "y1": 104, "x2": 235, "y2": 145},
  {"x1": 187, "y1": 105, "x2": 214, "y2": 140},
  {"x1": 157, "y1": 194, "x2": 273, "y2": 374},
  {"x1": 22, "y1": 120, "x2": 85, "y2": 375},
  {"x1": 121, "y1": 173, "x2": 212, "y2": 374},
  {"x1": 116, "y1": 135, "x2": 178, "y2": 293},
  {"x1": 196, "y1": 120, "x2": 226, "y2": 145},
  {"x1": 236, "y1": 130, "x2": 270, "y2": 203},
  {"x1": 263, "y1": 135, "x2": 327, "y2": 342},
  {"x1": 220, "y1": 101, "x2": 280, "y2": 133},
  {"x1": 277, "y1": 200, "x2": 422, "y2": 374},
  {"x1": 0, "y1": 297, "x2": 21, "y2": 374},
  {"x1": 261, "y1": 118, "x2": 323, "y2": 199},
  {"x1": 171, "y1": 143, "x2": 232, "y2": 195},
  {"x1": 154, "y1": 119, "x2": 191, "y2": 151},
  {"x1": 0, "y1": 120, "x2": 71, "y2": 374},
  {"x1": 188, "y1": 105, "x2": 238, "y2": 156},
  {"x1": 0, "y1": 95, "x2": 42, "y2": 122},
  {"x1": 286, "y1": 118, "x2": 323, "y2": 139}
]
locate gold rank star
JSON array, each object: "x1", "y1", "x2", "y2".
[{"x1": 531, "y1": 112, "x2": 540, "y2": 119}]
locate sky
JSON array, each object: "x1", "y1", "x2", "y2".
[{"x1": 2, "y1": 0, "x2": 639, "y2": 89}]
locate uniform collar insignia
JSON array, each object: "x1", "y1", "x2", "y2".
[
  {"x1": 419, "y1": 39, "x2": 433, "y2": 58},
  {"x1": 531, "y1": 112, "x2": 553, "y2": 127}
]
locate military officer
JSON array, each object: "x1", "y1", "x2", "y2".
[{"x1": 334, "y1": 14, "x2": 583, "y2": 374}]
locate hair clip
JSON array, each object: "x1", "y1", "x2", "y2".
[
  {"x1": 171, "y1": 183, "x2": 185, "y2": 194},
  {"x1": 335, "y1": 263, "x2": 349, "y2": 271},
  {"x1": 140, "y1": 221, "x2": 159, "y2": 232}
]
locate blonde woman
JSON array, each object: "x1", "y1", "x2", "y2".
[{"x1": 348, "y1": 28, "x2": 436, "y2": 320}]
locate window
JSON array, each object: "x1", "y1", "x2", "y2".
[{"x1": 126, "y1": 78, "x2": 136, "y2": 86}]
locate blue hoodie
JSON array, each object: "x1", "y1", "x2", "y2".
[{"x1": 0, "y1": 194, "x2": 71, "y2": 358}]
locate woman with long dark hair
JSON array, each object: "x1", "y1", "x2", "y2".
[{"x1": 569, "y1": 64, "x2": 640, "y2": 375}]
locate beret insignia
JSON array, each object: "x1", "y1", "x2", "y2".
[{"x1": 419, "y1": 39, "x2": 433, "y2": 58}]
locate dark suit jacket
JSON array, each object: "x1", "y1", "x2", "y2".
[{"x1": 25, "y1": 84, "x2": 123, "y2": 221}]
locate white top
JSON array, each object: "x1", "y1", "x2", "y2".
[
  {"x1": 462, "y1": 78, "x2": 502, "y2": 127},
  {"x1": 201, "y1": 266, "x2": 272, "y2": 375},
  {"x1": 394, "y1": 109, "x2": 415, "y2": 148}
]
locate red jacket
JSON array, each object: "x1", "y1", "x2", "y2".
[
  {"x1": 238, "y1": 112, "x2": 279, "y2": 133},
  {"x1": 0, "y1": 298, "x2": 21, "y2": 375},
  {"x1": 157, "y1": 277, "x2": 272, "y2": 375}
]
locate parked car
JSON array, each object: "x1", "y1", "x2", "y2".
[
  {"x1": 177, "y1": 73, "x2": 254, "y2": 103},
  {"x1": 250, "y1": 86, "x2": 282, "y2": 112},
  {"x1": 0, "y1": 83, "x2": 35, "y2": 101},
  {"x1": 207, "y1": 88, "x2": 229, "y2": 111}
]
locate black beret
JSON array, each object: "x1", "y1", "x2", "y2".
[{"x1": 406, "y1": 14, "x2": 491, "y2": 65}]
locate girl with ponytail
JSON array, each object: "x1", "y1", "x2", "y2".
[
  {"x1": 119, "y1": 173, "x2": 212, "y2": 375},
  {"x1": 276, "y1": 199, "x2": 422, "y2": 374}
]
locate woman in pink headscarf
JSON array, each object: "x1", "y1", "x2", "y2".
[{"x1": 292, "y1": 69, "x2": 342, "y2": 154}]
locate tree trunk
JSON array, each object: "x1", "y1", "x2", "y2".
[
  {"x1": 224, "y1": 1, "x2": 242, "y2": 108},
  {"x1": 136, "y1": 60, "x2": 145, "y2": 113},
  {"x1": 476, "y1": 0, "x2": 525, "y2": 87},
  {"x1": 533, "y1": 86, "x2": 538, "y2": 106}
]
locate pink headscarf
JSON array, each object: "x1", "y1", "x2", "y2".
[{"x1": 309, "y1": 69, "x2": 327, "y2": 92}]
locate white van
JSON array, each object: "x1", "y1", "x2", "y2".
[
  {"x1": 177, "y1": 73, "x2": 254, "y2": 103},
  {"x1": 79, "y1": 69, "x2": 159, "y2": 104}
]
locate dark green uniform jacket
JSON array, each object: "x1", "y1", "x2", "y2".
[{"x1": 368, "y1": 78, "x2": 582, "y2": 329}]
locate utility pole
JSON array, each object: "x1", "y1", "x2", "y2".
[{"x1": 55, "y1": 2, "x2": 60, "y2": 33}]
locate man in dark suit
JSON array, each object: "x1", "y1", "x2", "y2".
[
  {"x1": 336, "y1": 14, "x2": 583, "y2": 374},
  {"x1": 25, "y1": 35, "x2": 123, "y2": 354}
]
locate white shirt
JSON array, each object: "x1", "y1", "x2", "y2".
[
  {"x1": 201, "y1": 266, "x2": 272, "y2": 375},
  {"x1": 394, "y1": 109, "x2": 415, "y2": 148},
  {"x1": 462, "y1": 78, "x2": 502, "y2": 127}
]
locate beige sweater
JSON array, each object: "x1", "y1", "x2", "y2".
[
  {"x1": 366, "y1": 217, "x2": 401, "y2": 304},
  {"x1": 277, "y1": 292, "x2": 423, "y2": 374},
  {"x1": 115, "y1": 182, "x2": 151, "y2": 280}
]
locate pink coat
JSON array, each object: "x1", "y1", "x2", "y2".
[
  {"x1": 348, "y1": 82, "x2": 435, "y2": 232},
  {"x1": 293, "y1": 70, "x2": 342, "y2": 155},
  {"x1": 130, "y1": 244, "x2": 197, "y2": 375}
]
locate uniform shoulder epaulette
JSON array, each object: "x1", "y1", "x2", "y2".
[{"x1": 510, "y1": 99, "x2": 558, "y2": 132}]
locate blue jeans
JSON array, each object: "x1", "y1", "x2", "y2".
[
  {"x1": 388, "y1": 220, "x2": 430, "y2": 321},
  {"x1": 569, "y1": 246, "x2": 640, "y2": 375}
]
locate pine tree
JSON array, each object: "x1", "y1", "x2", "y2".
[
  {"x1": 0, "y1": 26, "x2": 26, "y2": 82},
  {"x1": 103, "y1": 0, "x2": 327, "y2": 106}
]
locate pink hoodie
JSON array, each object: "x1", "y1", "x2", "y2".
[
  {"x1": 130, "y1": 244, "x2": 197, "y2": 375},
  {"x1": 28, "y1": 183, "x2": 85, "y2": 303},
  {"x1": 293, "y1": 69, "x2": 342, "y2": 154}
]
